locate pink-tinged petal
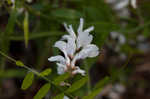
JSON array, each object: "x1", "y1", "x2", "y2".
[
  {"x1": 56, "y1": 63, "x2": 67, "y2": 75},
  {"x1": 72, "y1": 66, "x2": 85, "y2": 76}
]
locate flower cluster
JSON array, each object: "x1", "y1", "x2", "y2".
[{"x1": 48, "y1": 18, "x2": 99, "y2": 76}]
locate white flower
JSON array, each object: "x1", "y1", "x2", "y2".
[
  {"x1": 77, "y1": 18, "x2": 94, "y2": 49},
  {"x1": 131, "y1": 0, "x2": 137, "y2": 9},
  {"x1": 110, "y1": 32, "x2": 126, "y2": 45},
  {"x1": 64, "y1": 96, "x2": 70, "y2": 99},
  {"x1": 48, "y1": 18, "x2": 99, "y2": 76}
]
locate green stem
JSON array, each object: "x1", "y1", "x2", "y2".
[
  {"x1": 84, "y1": 61, "x2": 91, "y2": 94},
  {"x1": 0, "y1": 50, "x2": 74, "y2": 98}
]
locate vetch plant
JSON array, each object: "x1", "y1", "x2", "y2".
[
  {"x1": 0, "y1": 18, "x2": 106, "y2": 99},
  {"x1": 48, "y1": 18, "x2": 99, "y2": 76}
]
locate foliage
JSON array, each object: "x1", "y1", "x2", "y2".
[{"x1": 0, "y1": 0, "x2": 150, "y2": 99}]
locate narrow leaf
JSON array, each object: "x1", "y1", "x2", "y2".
[
  {"x1": 33, "y1": 83, "x2": 51, "y2": 99},
  {"x1": 51, "y1": 8, "x2": 82, "y2": 19},
  {"x1": 53, "y1": 73, "x2": 70, "y2": 85},
  {"x1": 66, "y1": 76, "x2": 88, "y2": 93},
  {"x1": 53, "y1": 93, "x2": 64, "y2": 99},
  {"x1": 21, "y1": 72, "x2": 34, "y2": 90},
  {"x1": 94, "y1": 76, "x2": 110, "y2": 89},
  {"x1": 39, "y1": 68, "x2": 52, "y2": 77},
  {"x1": 82, "y1": 87, "x2": 102, "y2": 99},
  {"x1": 23, "y1": 11, "x2": 29, "y2": 48},
  {"x1": 83, "y1": 77, "x2": 110, "y2": 99}
]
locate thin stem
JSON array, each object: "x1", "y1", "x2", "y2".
[
  {"x1": 0, "y1": 51, "x2": 16, "y2": 62},
  {"x1": 84, "y1": 61, "x2": 91, "y2": 94},
  {"x1": 0, "y1": 50, "x2": 74, "y2": 98}
]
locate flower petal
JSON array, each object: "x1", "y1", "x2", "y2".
[
  {"x1": 62, "y1": 35, "x2": 76, "y2": 57},
  {"x1": 72, "y1": 66, "x2": 85, "y2": 76},
  {"x1": 114, "y1": 0, "x2": 129, "y2": 9},
  {"x1": 48, "y1": 55, "x2": 65, "y2": 64},
  {"x1": 64, "y1": 96, "x2": 70, "y2": 99},
  {"x1": 77, "y1": 33, "x2": 93, "y2": 49},
  {"x1": 54, "y1": 41, "x2": 70, "y2": 64},
  {"x1": 72, "y1": 44, "x2": 99, "y2": 66},
  {"x1": 83, "y1": 26, "x2": 94, "y2": 33},
  {"x1": 118, "y1": 34, "x2": 126, "y2": 44},
  {"x1": 56, "y1": 63, "x2": 67, "y2": 75},
  {"x1": 77, "y1": 18, "x2": 84, "y2": 33},
  {"x1": 64, "y1": 23, "x2": 76, "y2": 39},
  {"x1": 131, "y1": 0, "x2": 137, "y2": 9},
  {"x1": 54, "y1": 41, "x2": 66, "y2": 52}
]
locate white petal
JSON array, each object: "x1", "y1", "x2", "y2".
[
  {"x1": 64, "y1": 23, "x2": 76, "y2": 38},
  {"x1": 62, "y1": 35, "x2": 76, "y2": 56},
  {"x1": 54, "y1": 41, "x2": 70, "y2": 64},
  {"x1": 77, "y1": 18, "x2": 84, "y2": 33},
  {"x1": 54, "y1": 41, "x2": 67, "y2": 52},
  {"x1": 72, "y1": 44, "x2": 99, "y2": 66},
  {"x1": 110, "y1": 32, "x2": 118, "y2": 39},
  {"x1": 72, "y1": 66, "x2": 85, "y2": 76},
  {"x1": 114, "y1": 0, "x2": 129, "y2": 10},
  {"x1": 64, "y1": 96, "x2": 70, "y2": 99},
  {"x1": 26, "y1": 0, "x2": 32, "y2": 3},
  {"x1": 83, "y1": 26, "x2": 94, "y2": 33},
  {"x1": 77, "y1": 33, "x2": 93, "y2": 49},
  {"x1": 118, "y1": 34, "x2": 126, "y2": 44},
  {"x1": 80, "y1": 44, "x2": 99, "y2": 58},
  {"x1": 56, "y1": 63, "x2": 67, "y2": 75},
  {"x1": 131, "y1": 0, "x2": 137, "y2": 9},
  {"x1": 48, "y1": 55, "x2": 65, "y2": 64},
  {"x1": 11, "y1": 0, "x2": 15, "y2": 3}
]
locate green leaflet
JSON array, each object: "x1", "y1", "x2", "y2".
[
  {"x1": 33, "y1": 83, "x2": 51, "y2": 99},
  {"x1": 94, "y1": 76, "x2": 110, "y2": 89},
  {"x1": 82, "y1": 87, "x2": 102, "y2": 99},
  {"x1": 53, "y1": 73, "x2": 70, "y2": 85},
  {"x1": 16, "y1": 61, "x2": 24, "y2": 67},
  {"x1": 39, "y1": 68, "x2": 52, "y2": 77},
  {"x1": 66, "y1": 76, "x2": 88, "y2": 93},
  {"x1": 21, "y1": 72, "x2": 34, "y2": 90},
  {"x1": 83, "y1": 76, "x2": 110, "y2": 99},
  {"x1": 23, "y1": 11, "x2": 29, "y2": 48},
  {"x1": 53, "y1": 93, "x2": 64, "y2": 99}
]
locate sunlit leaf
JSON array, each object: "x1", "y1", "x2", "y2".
[
  {"x1": 21, "y1": 72, "x2": 34, "y2": 90},
  {"x1": 33, "y1": 83, "x2": 51, "y2": 99},
  {"x1": 53, "y1": 93, "x2": 64, "y2": 99},
  {"x1": 82, "y1": 87, "x2": 102, "y2": 99},
  {"x1": 66, "y1": 76, "x2": 88, "y2": 93},
  {"x1": 16, "y1": 61, "x2": 24, "y2": 67},
  {"x1": 39, "y1": 68, "x2": 52, "y2": 77}
]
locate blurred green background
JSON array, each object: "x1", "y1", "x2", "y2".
[{"x1": 1, "y1": 0, "x2": 150, "y2": 99}]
